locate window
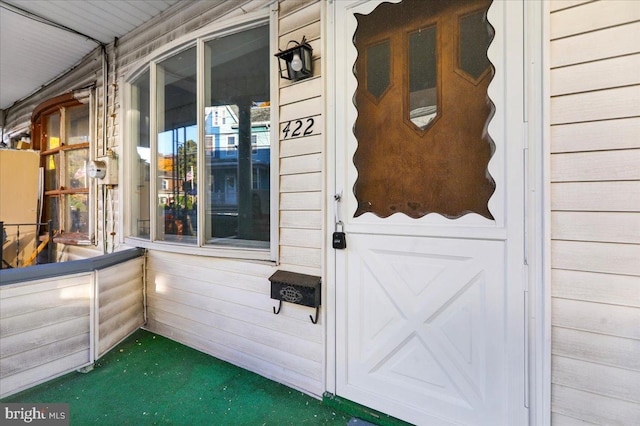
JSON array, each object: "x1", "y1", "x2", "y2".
[
  {"x1": 128, "y1": 22, "x2": 272, "y2": 253},
  {"x1": 130, "y1": 70, "x2": 151, "y2": 239},
  {"x1": 156, "y1": 46, "x2": 198, "y2": 244},
  {"x1": 32, "y1": 94, "x2": 91, "y2": 242}
]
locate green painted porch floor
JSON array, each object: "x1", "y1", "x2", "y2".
[{"x1": 2, "y1": 329, "x2": 352, "y2": 425}]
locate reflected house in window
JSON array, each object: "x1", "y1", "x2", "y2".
[{"x1": 205, "y1": 104, "x2": 270, "y2": 240}]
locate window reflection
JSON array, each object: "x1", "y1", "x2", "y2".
[
  {"x1": 458, "y1": 10, "x2": 492, "y2": 81},
  {"x1": 65, "y1": 148, "x2": 88, "y2": 189},
  {"x1": 156, "y1": 47, "x2": 198, "y2": 243},
  {"x1": 408, "y1": 26, "x2": 437, "y2": 130},
  {"x1": 45, "y1": 154, "x2": 58, "y2": 191},
  {"x1": 367, "y1": 40, "x2": 390, "y2": 100},
  {"x1": 46, "y1": 113, "x2": 60, "y2": 150},
  {"x1": 131, "y1": 70, "x2": 151, "y2": 238},
  {"x1": 66, "y1": 105, "x2": 90, "y2": 145},
  {"x1": 204, "y1": 25, "x2": 270, "y2": 247},
  {"x1": 64, "y1": 194, "x2": 88, "y2": 234}
]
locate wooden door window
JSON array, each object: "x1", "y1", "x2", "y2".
[
  {"x1": 366, "y1": 40, "x2": 391, "y2": 101},
  {"x1": 408, "y1": 25, "x2": 438, "y2": 130},
  {"x1": 457, "y1": 9, "x2": 492, "y2": 83},
  {"x1": 32, "y1": 94, "x2": 91, "y2": 242},
  {"x1": 353, "y1": 0, "x2": 495, "y2": 220}
]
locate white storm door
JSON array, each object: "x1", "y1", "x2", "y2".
[{"x1": 332, "y1": 1, "x2": 528, "y2": 425}]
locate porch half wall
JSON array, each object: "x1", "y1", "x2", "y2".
[
  {"x1": 0, "y1": 250, "x2": 144, "y2": 398},
  {"x1": 549, "y1": 1, "x2": 640, "y2": 424}
]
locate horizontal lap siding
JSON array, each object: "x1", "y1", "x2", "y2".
[
  {"x1": 111, "y1": 0, "x2": 326, "y2": 397},
  {"x1": 145, "y1": 250, "x2": 324, "y2": 395},
  {"x1": 549, "y1": 1, "x2": 640, "y2": 424},
  {"x1": 277, "y1": 0, "x2": 324, "y2": 277},
  {"x1": 96, "y1": 257, "x2": 145, "y2": 357},
  {"x1": 0, "y1": 274, "x2": 93, "y2": 398}
]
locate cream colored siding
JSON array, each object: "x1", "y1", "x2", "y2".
[
  {"x1": 277, "y1": 0, "x2": 323, "y2": 276},
  {"x1": 0, "y1": 274, "x2": 93, "y2": 398},
  {"x1": 109, "y1": 0, "x2": 326, "y2": 397},
  {"x1": 549, "y1": 0, "x2": 640, "y2": 424},
  {"x1": 145, "y1": 250, "x2": 324, "y2": 395},
  {"x1": 0, "y1": 253, "x2": 144, "y2": 398},
  {"x1": 96, "y1": 257, "x2": 145, "y2": 357}
]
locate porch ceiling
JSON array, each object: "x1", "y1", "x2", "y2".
[{"x1": 0, "y1": 0, "x2": 179, "y2": 111}]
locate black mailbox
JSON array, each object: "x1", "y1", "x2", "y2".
[{"x1": 269, "y1": 270, "x2": 321, "y2": 323}]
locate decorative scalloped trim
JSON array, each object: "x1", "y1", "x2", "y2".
[{"x1": 350, "y1": 0, "x2": 498, "y2": 221}]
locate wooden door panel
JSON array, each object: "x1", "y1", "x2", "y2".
[{"x1": 353, "y1": 0, "x2": 495, "y2": 219}]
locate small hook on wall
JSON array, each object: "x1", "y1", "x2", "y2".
[{"x1": 309, "y1": 306, "x2": 320, "y2": 324}]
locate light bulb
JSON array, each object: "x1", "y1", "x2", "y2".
[{"x1": 290, "y1": 52, "x2": 303, "y2": 72}]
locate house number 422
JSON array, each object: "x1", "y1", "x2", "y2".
[{"x1": 282, "y1": 117, "x2": 315, "y2": 139}]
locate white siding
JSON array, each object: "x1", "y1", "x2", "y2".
[
  {"x1": 0, "y1": 274, "x2": 93, "y2": 398},
  {"x1": 0, "y1": 254, "x2": 144, "y2": 398},
  {"x1": 549, "y1": 1, "x2": 640, "y2": 424},
  {"x1": 2, "y1": 0, "x2": 327, "y2": 400},
  {"x1": 110, "y1": 0, "x2": 326, "y2": 397},
  {"x1": 277, "y1": 0, "x2": 324, "y2": 277},
  {"x1": 145, "y1": 250, "x2": 324, "y2": 395},
  {"x1": 96, "y1": 257, "x2": 145, "y2": 357}
]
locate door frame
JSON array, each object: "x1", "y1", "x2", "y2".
[{"x1": 323, "y1": 0, "x2": 551, "y2": 424}]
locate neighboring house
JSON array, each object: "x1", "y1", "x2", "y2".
[{"x1": 1, "y1": 1, "x2": 638, "y2": 425}]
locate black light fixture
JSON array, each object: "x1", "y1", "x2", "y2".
[{"x1": 274, "y1": 36, "x2": 313, "y2": 81}]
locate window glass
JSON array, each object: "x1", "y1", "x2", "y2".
[
  {"x1": 458, "y1": 10, "x2": 492, "y2": 80},
  {"x1": 131, "y1": 70, "x2": 151, "y2": 239},
  {"x1": 65, "y1": 148, "x2": 88, "y2": 189},
  {"x1": 367, "y1": 40, "x2": 390, "y2": 100},
  {"x1": 408, "y1": 26, "x2": 437, "y2": 129},
  {"x1": 66, "y1": 105, "x2": 90, "y2": 145},
  {"x1": 204, "y1": 25, "x2": 270, "y2": 247},
  {"x1": 46, "y1": 113, "x2": 60, "y2": 150},
  {"x1": 156, "y1": 47, "x2": 198, "y2": 244},
  {"x1": 34, "y1": 96, "x2": 92, "y2": 243},
  {"x1": 44, "y1": 197, "x2": 60, "y2": 232},
  {"x1": 64, "y1": 194, "x2": 88, "y2": 234},
  {"x1": 45, "y1": 154, "x2": 59, "y2": 191}
]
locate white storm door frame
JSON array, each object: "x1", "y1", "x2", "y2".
[{"x1": 324, "y1": 0, "x2": 550, "y2": 425}]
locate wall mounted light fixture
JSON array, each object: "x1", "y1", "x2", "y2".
[{"x1": 274, "y1": 36, "x2": 313, "y2": 81}]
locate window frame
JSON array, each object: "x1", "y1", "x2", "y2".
[
  {"x1": 122, "y1": 10, "x2": 279, "y2": 262},
  {"x1": 32, "y1": 92, "x2": 95, "y2": 245}
]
